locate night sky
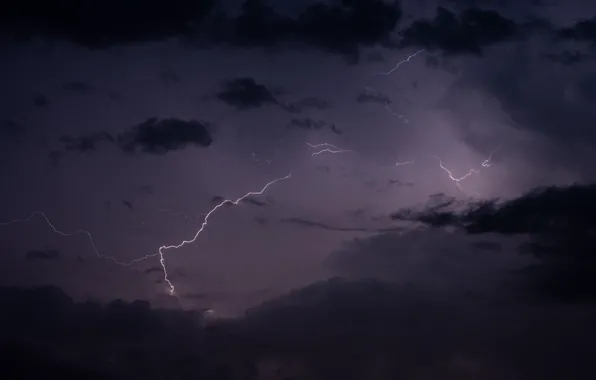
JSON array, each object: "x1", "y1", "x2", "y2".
[{"x1": 2, "y1": 0, "x2": 596, "y2": 378}]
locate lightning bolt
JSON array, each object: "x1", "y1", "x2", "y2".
[
  {"x1": 305, "y1": 142, "x2": 339, "y2": 150},
  {"x1": 305, "y1": 142, "x2": 354, "y2": 157},
  {"x1": 364, "y1": 49, "x2": 425, "y2": 123},
  {"x1": 384, "y1": 101, "x2": 410, "y2": 123},
  {"x1": 481, "y1": 145, "x2": 501, "y2": 167},
  {"x1": 369, "y1": 48, "x2": 502, "y2": 199},
  {"x1": 433, "y1": 155, "x2": 479, "y2": 193},
  {"x1": 0, "y1": 173, "x2": 292, "y2": 295},
  {"x1": 378, "y1": 49, "x2": 425, "y2": 76}
]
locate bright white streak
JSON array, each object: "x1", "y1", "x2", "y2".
[
  {"x1": 378, "y1": 49, "x2": 425, "y2": 75},
  {"x1": 433, "y1": 155, "x2": 479, "y2": 192},
  {"x1": 0, "y1": 173, "x2": 292, "y2": 295}
]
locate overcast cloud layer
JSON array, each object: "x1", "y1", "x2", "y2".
[{"x1": 2, "y1": 0, "x2": 596, "y2": 378}]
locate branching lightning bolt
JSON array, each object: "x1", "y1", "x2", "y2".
[
  {"x1": 384, "y1": 101, "x2": 410, "y2": 123},
  {"x1": 378, "y1": 49, "x2": 425, "y2": 76},
  {"x1": 432, "y1": 155, "x2": 479, "y2": 193},
  {"x1": 369, "y1": 47, "x2": 504, "y2": 199},
  {"x1": 481, "y1": 145, "x2": 501, "y2": 167},
  {"x1": 305, "y1": 142, "x2": 354, "y2": 157},
  {"x1": 0, "y1": 173, "x2": 291, "y2": 295},
  {"x1": 305, "y1": 142, "x2": 339, "y2": 150},
  {"x1": 365, "y1": 50, "x2": 425, "y2": 122}
]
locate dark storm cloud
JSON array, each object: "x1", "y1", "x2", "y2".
[
  {"x1": 0, "y1": 0, "x2": 217, "y2": 47},
  {"x1": 234, "y1": 278, "x2": 596, "y2": 379},
  {"x1": 1, "y1": 0, "x2": 400, "y2": 57},
  {"x1": 58, "y1": 118, "x2": 213, "y2": 155},
  {"x1": 231, "y1": 0, "x2": 402, "y2": 56},
  {"x1": 392, "y1": 183, "x2": 596, "y2": 302},
  {"x1": 557, "y1": 15, "x2": 596, "y2": 44},
  {"x1": 0, "y1": 286, "x2": 209, "y2": 379},
  {"x1": 2, "y1": 283, "x2": 595, "y2": 379},
  {"x1": 216, "y1": 77, "x2": 279, "y2": 109},
  {"x1": 117, "y1": 118, "x2": 213, "y2": 154},
  {"x1": 399, "y1": 7, "x2": 519, "y2": 55},
  {"x1": 25, "y1": 248, "x2": 60, "y2": 260}
]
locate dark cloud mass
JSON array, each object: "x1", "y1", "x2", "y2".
[
  {"x1": 4, "y1": 1, "x2": 596, "y2": 379},
  {"x1": 399, "y1": 7, "x2": 519, "y2": 55},
  {"x1": 0, "y1": 0, "x2": 401, "y2": 56},
  {"x1": 3, "y1": 0, "x2": 588, "y2": 58},
  {"x1": 232, "y1": 0, "x2": 402, "y2": 55},
  {"x1": 58, "y1": 118, "x2": 213, "y2": 156},
  {"x1": 394, "y1": 183, "x2": 596, "y2": 302},
  {"x1": 118, "y1": 118, "x2": 213, "y2": 154},
  {"x1": 216, "y1": 77, "x2": 279, "y2": 109},
  {"x1": 3, "y1": 283, "x2": 595, "y2": 379},
  {"x1": 558, "y1": 16, "x2": 596, "y2": 44},
  {"x1": 0, "y1": 0, "x2": 217, "y2": 47}
]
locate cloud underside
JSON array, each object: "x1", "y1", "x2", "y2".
[
  {"x1": 3, "y1": 1, "x2": 595, "y2": 57},
  {"x1": 2, "y1": 282, "x2": 594, "y2": 379},
  {"x1": 59, "y1": 117, "x2": 213, "y2": 155},
  {"x1": 391, "y1": 183, "x2": 596, "y2": 302}
]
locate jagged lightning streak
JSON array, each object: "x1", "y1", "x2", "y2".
[
  {"x1": 432, "y1": 155, "x2": 479, "y2": 192},
  {"x1": 384, "y1": 101, "x2": 410, "y2": 123},
  {"x1": 0, "y1": 173, "x2": 292, "y2": 295},
  {"x1": 305, "y1": 142, "x2": 339, "y2": 150},
  {"x1": 365, "y1": 50, "x2": 425, "y2": 122},
  {"x1": 311, "y1": 148, "x2": 354, "y2": 157},
  {"x1": 481, "y1": 145, "x2": 501, "y2": 167},
  {"x1": 378, "y1": 49, "x2": 425, "y2": 76},
  {"x1": 305, "y1": 142, "x2": 354, "y2": 157}
]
